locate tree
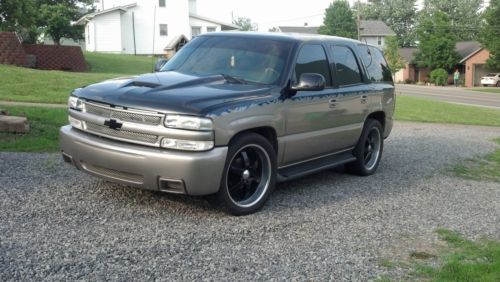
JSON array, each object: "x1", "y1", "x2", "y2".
[
  {"x1": 0, "y1": 0, "x2": 91, "y2": 44},
  {"x1": 318, "y1": 0, "x2": 357, "y2": 39},
  {"x1": 353, "y1": 0, "x2": 417, "y2": 47},
  {"x1": 0, "y1": 0, "x2": 39, "y2": 42},
  {"x1": 40, "y1": 2, "x2": 83, "y2": 45},
  {"x1": 383, "y1": 36, "x2": 405, "y2": 79},
  {"x1": 479, "y1": 0, "x2": 500, "y2": 70},
  {"x1": 423, "y1": 0, "x2": 483, "y2": 41},
  {"x1": 415, "y1": 11, "x2": 459, "y2": 71},
  {"x1": 233, "y1": 17, "x2": 258, "y2": 31}
]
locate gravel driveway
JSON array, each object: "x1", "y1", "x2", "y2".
[{"x1": 1, "y1": 122, "x2": 499, "y2": 281}]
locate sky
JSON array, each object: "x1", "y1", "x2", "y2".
[{"x1": 196, "y1": 0, "x2": 425, "y2": 32}]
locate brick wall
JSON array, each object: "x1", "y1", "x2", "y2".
[
  {"x1": 0, "y1": 32, "x2": 28, "y2": 67},
  {"x1": 23, "y1": 44, "x2": 87, "y2": 72},
  {"x1": 464, "y1": 49, "x2": 490, "y2": 87}
]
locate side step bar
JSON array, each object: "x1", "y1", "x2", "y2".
[{"x1": 277, "y1": 151, "x2": 356, "y2": 183}]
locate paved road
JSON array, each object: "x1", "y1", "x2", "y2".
[
  {"x1": 1, "y1": 122, "x2": 499, "y2": 280},
  {"x1": 395, "y1": 84, "x2": 500, "y2": 109}
]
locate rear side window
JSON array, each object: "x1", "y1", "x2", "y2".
[
  {"x1": 294, "y1": 44, "x2": 332, "y2": 86},
  {"x1": 358, "y1": 45, "x2": 393, "y2": 83},
  {"x1": 331, "y1": 45, "x2": 363, "y2": 86}
]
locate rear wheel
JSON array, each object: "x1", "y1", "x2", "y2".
[
  {"x1": 215, "y1": 133, "x2": 276, "y2": 215},
  {"x1": 346, "y1": 119, "x2": 383, "y2": 176}
]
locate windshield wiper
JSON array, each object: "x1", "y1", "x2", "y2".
[{"x1": 219, "y1": 73, "x2": 247, "y2": 84}]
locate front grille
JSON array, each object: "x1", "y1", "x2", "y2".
[
  {"x1": 86, "y1": 122, "x2": 159, "y2": 145},
  {"x1": 81, "y1": 162, "x2": 144, "y2": 184},
  {"x1": 85, "y1": 102, "x2": 162, "y2": 125}
]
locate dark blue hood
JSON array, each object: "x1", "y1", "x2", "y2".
[{"x1": 74, "y1": 71, "x2": 277, "y2": 115}]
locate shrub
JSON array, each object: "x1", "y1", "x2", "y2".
[
  {"x1": 405, "y1": 78, "x2": 415, "y2": 84},
  {"x1": 430, "y1": 68, "x2": 448, "y2": 86}
]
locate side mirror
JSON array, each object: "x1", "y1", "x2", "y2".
[
  {"x1": 154, "y1": 58, "x2": 169, "y2": 72},
  {"x1": 291, "y1": 73, "x2": 326, "y2": 91}
]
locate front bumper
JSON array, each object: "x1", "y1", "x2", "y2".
[{"x1": 59, "y1": 125, "x2": 228, "y2": 196}]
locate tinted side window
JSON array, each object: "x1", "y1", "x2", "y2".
[
  {"x1": 331, "y1": 46, "x2": 363, "y2": 86},
  {"x1": 294, "y1": 45, "x2": 332, "y2": 86},
  {"x1": 369, "y1": 46, "x2": 393, "y2": 83},
  {"x1": 358, "y1": 45, "x2": 393, "y2": 83}
]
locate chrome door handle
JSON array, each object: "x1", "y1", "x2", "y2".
[{"x1": 360, "y1": 95, "x2": 368, "y2": 104}]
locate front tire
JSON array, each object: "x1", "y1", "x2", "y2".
[
  {"x1": 346, "y1": 119, "x2": 384, "y2": 176},
  {"x1": 215, "y1": 133, "x2": 276, "y2": 215}
]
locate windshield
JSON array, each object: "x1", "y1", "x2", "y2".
[
  {"x1": 161, "y1": 36, "x2": 294, "y2": 85},
  {"x1": 486, "y1": 73, "x2": 498, "y2": 77}
]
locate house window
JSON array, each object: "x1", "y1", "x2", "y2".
[
  {"x1": 191, "y1": 26, "x2": 201, "y2": 38},
  {"x1": 159, "y1": 24, "x2": 168, "y2": 36},
  {"x1": 207, "y1": 27, "x2": 216, "y2": 32},
  {"x1": 377, "y1": 36, "x2": 382, "y2": 46},
  {"x1": 159, "y1": 0, "x2": 166, "y2": 7}
]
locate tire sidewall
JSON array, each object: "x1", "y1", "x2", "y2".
[
  {"x1": 218, "y1": 133, "x2": 276, "y2": 215},
  {"x1": 352, "y1": 119, "x2": 384, "y2": 175}
]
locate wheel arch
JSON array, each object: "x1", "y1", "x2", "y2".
[
  {"x1": 229, "y1": 126, "x2": 278, "y2": 155},
  {"x1": 366, "y1": 111, "x2": 385, "y2": 130}
]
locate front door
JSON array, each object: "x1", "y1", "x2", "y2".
[{"x1": 283, "y1": 44, "x2": 340, "y2": 165}]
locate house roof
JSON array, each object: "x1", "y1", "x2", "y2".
[
  {"x1": 278, "y1": 26, "x2": 319, "y2": 34},
  {"x1": 399, "y1": 47, "x2": 418, "y2": 63},
  {"x1": 456, "y1": 41, "x2": 482, "y2": 63},
  {"x1": 164, "y1": 34, "x2": 188, "y2": 51},
  {"x1": 189, "y1": 13, "x2": 239, "y2": 30},
  {"x1": 359, "y1": 20, "x2": 395, "y2": 36},
  {"x1": 400, "y1": 41, "x2": 483, "y2": 64},
  {"x1": 75, "y1": 3, "x2": 136, "y2": 25}
]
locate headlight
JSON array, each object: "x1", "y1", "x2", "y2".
[
  {"x1": 165, "y1": 115, "x2": 213, "y2": 131},
  {"x1": 68, "y1": 96, "x2": 83, "y2": 111},
  {"x1": 161, "y1": 138, "x2": 214, "y2": 151}
]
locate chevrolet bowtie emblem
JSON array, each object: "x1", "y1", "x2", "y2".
[{"x1": 104, "y1": 119, "x2": 123, "y2": 130}]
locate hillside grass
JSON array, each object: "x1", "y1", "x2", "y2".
[
  {"x1": 84, "y1": 52, "x2": 154, "y2": 74},
  {"x1": 0, "y1": 52, "x2": 154, "y2": 104},
  {"x1": 395, "y1": 95, "x2": 500, "y2": 127}
]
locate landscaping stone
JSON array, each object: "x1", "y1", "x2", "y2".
[{"x1": 0, "y1": 114, "x2": 29, "y2": 133}]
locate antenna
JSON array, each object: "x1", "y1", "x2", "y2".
[
  {"x1": 364, "y1": 38, "x2": 373, "y2": 68},
  {"x1": 151, "y1": 4, "x2": 157, "y2": 72}
]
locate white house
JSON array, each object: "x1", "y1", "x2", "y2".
[
  {"x1": 278, "y1": 20, "x2": 396, "y2": 49},
  {"x1": 76, "y1": 0, "x2": 239, "y2": 55}
]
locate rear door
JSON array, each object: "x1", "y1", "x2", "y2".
[{"x1": 327, "y1": 44, "x2": 372, "y2": 150}]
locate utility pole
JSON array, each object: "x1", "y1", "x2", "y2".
[{"x1": 357, "y1": 0, "x2": 361, "y2": 41}]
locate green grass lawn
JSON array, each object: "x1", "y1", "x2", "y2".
[
  {"x1": 453, "y1": 138, "x2": 500, "y2": 182},
  {"x1": 0, "y1": 106, "x2": 67, "y2": 152},
  {"x1": 84, "y1": 52, "x2": 154, "y2": 74},
  {"x1": 415, "y1": 229, "x2": 500, "y2": 281},
  {"x1": 395, "y1": 95, "x2": 500, "y2": 127},
  {"x1": 468, "y1": 87, "x2": 500, "y2": 94},
  {"x1": 0, "y1": 65, "x2": 120, "y2": 104},
  {"x1": 0, "y1": 52, "x2": 154, "y2": 104}
]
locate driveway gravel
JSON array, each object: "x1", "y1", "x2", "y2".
[{"x1": 1, "y1": 122, "x2": 499, "y2": 280}]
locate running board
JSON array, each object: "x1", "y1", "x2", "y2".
[{"x1": 277, "y1": 151, "x2": 356, "y2": 183}]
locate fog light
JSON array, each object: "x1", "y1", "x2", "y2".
[
  {"x1": 68, "y1": 116, "x2": 83, "y2": 129},
  {"x1": 161, "y1": 138, "x2": 214, "y2": 151},
  {"x1": 159, "y1": 178, "x2": 186, "y2": 194}
]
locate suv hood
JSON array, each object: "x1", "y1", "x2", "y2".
[{"x1": 74, "y1": 71, "x2": 276, "y2": 115}]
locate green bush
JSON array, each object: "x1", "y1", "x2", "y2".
[{"x1": 430, "y1": 68, "x2": 448, "y2": 86}]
